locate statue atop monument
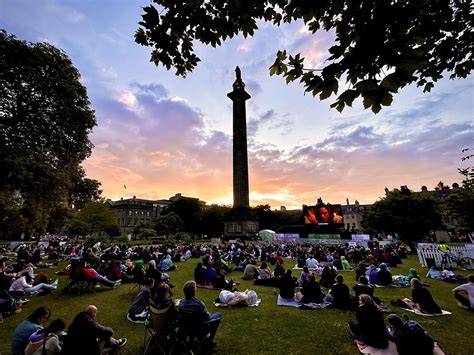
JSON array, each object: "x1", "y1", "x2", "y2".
[
  {"x1": 232, "y1": 65, "x2": 245, "y2": 90},
  {"x1": 235, "y1": 66, "x2": 241, "y2": 80}
]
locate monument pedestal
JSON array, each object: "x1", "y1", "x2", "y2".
[{"x1": 223, "y1": 207, "x2": 258, "y2": 239}]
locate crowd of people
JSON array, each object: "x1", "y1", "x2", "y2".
[{"x1": 0, "y1": 238, "x2": 473, "y2": 354}]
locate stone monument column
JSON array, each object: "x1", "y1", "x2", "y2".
[{"x1": 227, "y1": 66, "x2": 251, "y2": 208}]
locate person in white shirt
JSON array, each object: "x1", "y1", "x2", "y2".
[
  {"x1": 452, "y1": 274, "x2": 474, "y2": 310},
  {"x1": 306, "y1": 255, "x2": 319, "y2": 269}
]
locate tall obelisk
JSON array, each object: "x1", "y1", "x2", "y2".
[{"x1": 227, "y1": 66, "x2": 251, "y2": 208}]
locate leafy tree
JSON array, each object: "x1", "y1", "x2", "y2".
[
  {"x1": 163, "y1": 198, "x2": 202, "y2": 234},
  {"x1": 68, "y1": 166, "x2": 102, "y2": 210},
  {"x1": 135, "y1": 1, "x2": 472, "y2": 113},
  {"x1": 200, "y1": 204, "x2": 230, "y2": 237},
  {"x1": 361, "y1": 187, "x2": 442, "y2": 241},
  {"x1": 68, "y1": 202, "x2": 119, "y2": 237},
  {"x1": 155, "y1": 212, "x2": 184, "y2": 236},
  {"x1": 0, "y1": 31, "x2": 96, "y2": 238},
  {"x1": 136, "y1": 227, "x2": 158, "y2": 239}
]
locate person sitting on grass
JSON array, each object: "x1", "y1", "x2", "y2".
[
  {"x1": 298, "y1": 266, "x2": 310, "y2": 287},
  {"x1": 340, "y1": 256, "x2": 351, "y2": 271},
  {"x1": 329, "y1": 275, "x2": 355, "y2": 310},
  {"x1": 11, "y1": 306, "x2": 51, "y2": 355},
  {"x1": 320, "y1": 265, "x2": 336, "y2": 288},
  {"x1": 296, "y1": 274, "x2": 325, "y2": 304},
  {"x1": 127, "y1": 278, "x2": 155, "y2": 322},
  {"x1": 194, "y1": 262, "x2": 206, "y2": 285},
  {"x1": 24, "y1": 318, "x2": 66, "y2": 355},
  {"x1": 257, "y1": 262, "x2": 272, "y2": 279},
  {"x1": 353, "y1": 276, "x2": 375, "y2": 299},
  {"x1": 9, "y1": 272, "x2": 58, "y2": 296},
  {"x1": 387, "y1": 314, "x2": 434, "y2": 355},
  {"x1": 452, "y1": 274, "x2": 474, "y2": 310},
  {"x1": 348, "y1": 295, "x2": 388, "y2": 350},
  {"x1": 62, "y1": 305, "x2": 127, "y2": 355},
  {"x1": 407, "y1": 268, "x2": 421, "y2": 283},
  {"x1": 377, "y1": 263, "x2": 393, "y2": 286},
  {"x1": 279, "y1": 270, "x2": 298, "y2": 300},
  {"x1": 241, "y1": 259, "x2": 259, "y2": 280},
  {"x1": 409, "y1": 279, "x2": 442, "y2": 314},
  {"x1": 159, "y1": 254, "x2": 176, "y2": 271}
]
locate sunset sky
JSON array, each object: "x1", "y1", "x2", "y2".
[{"x1": 2, "y1": 1, "x2": 473, "y2": 209}]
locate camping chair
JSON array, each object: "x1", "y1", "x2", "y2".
[
  {"x1": 176, "y1": 310, "x2": 221, "y2": 355},
  {"x1": 128, "y1": 266, "x2": 146, "y2": 293},
  {"x1": 143, "y1": 305, "x2": 177, "y2": 355},
  {"x1": 64, "y1": 258, "x2": 95, "y2": 295}
]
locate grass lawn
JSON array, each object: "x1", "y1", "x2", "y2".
[{"x1": 1, "y1": 255, "x2": 473, "y2": 354}]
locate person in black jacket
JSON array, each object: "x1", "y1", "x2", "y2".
[
  {"x1": 377, "y1": 263, "x2": 393, "y2": 286},
  {"x1": 279, "y1": 270, "x2": 297, "y2": 300},
  {"x1": 348, "y1": 295, "x2": 389, "y2": 349},
  {"x1": 62, "y1": 305, "x2": 126, "y2": 355},
  {"x1": 329, "y1": 275, "x2": 355, "y2": 310},
  {"x1": 411, "y1": 279, "x2": 442, "y2": 314},
  {"x1": 298, "y1": 274, "x2": 325, "y2": 304}
]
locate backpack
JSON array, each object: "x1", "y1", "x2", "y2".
[{"x1": 0, "y1": 294, "x2": 17, "y2": 317}]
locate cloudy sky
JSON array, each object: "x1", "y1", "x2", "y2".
[{"x1": 2, "y1": 0, "x2": 473, "y2": 209}]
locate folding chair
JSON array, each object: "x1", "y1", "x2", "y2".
[
  {"x1": 143, "y1": 305, "x2": 177, "y2": 355},
  {"x1": 176, "y1": 310, "x2": 221, "y2": 355}
]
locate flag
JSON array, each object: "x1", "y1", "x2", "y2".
[{"x1": 124, "y1": 184, "x2": 126, "y2": 189}]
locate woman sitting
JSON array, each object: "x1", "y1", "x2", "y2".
[
  {"x1": 9, "y1": 272, "x2": 58, "y2": 296},
  {"x1": 24, "y1": 318, "x2": 66, "y2": 355},
  {"x1": 279, "y1": 270, "x2": 297, "y2": 300},
  {"x1": 348, "y1": 295, "x2": 389, "y2": 349},
  {"x1": 407, "y1": 268, "x2": 421, "y2": 283},
  {"x1": 340, "y1": 256, "x2": 351, "y2": 271},
  {"x1": 257, "y1": 262, "x2": 272, "y2": 279},
  {"x1": 410, "y1": 279, "x2": 442, "y2": 314},
  {"x1": 367, "y1": 265, "x2": 379, "y2": 285}
]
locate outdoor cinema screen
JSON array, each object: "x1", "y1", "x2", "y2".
[{"x1": 303, "y1": 204, "x2": 344, "y2": 225}]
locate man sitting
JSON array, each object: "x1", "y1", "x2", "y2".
[
  {"x1": 62, "y1": 305, "x2": 126, "y2": 354},
  {"x1": 177, "y1": 281, "x2": 222, "y2": 350}
]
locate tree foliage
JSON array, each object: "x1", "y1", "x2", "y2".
[
  {"x1": 68, "y1": 202, "x2": 119, "y2": 237},
  {"x1": 361, "y1": 187, "x2": 442, "y2": 241},
  {"x1": 135, "y1": 1, "x2": 472, "y2": 113},
  {"x1": 155, "y1": 212, "x2": 185, "y2": 236},
  {"x1": 0, "y1": 31, "x2": 96, "y2": 238}
]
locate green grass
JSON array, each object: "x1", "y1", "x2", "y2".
[{"x1": 1, "y1": 256, "x2": 473, "y2": 354}]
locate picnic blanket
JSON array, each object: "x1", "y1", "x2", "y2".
[
  {"x1": 126, "y1": 313, "x2": 145, "y2": 324},
  {"x1": 404, "y1": 308, "x2": 452, "y2": 316},
  {"x1": 356, "y1": 340, "x2": 398, "y2": 354},
  {"x1": 374, "y1": 284, "x2": 408, "y2": 288},
  {"x1": 277, "y1": 295, "x2": 331, "y2": 309},
  {"x1": 214, "y1": 299, "x2": 261, "y2": 308},
  {"x1": 356, "y1": 341, "x2": 445, "y2": 355},
  {"x1": 196, "y1": 284, "x2": 220, "y2": 290}
]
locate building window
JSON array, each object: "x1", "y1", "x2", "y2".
[
  {"x1": 128, "y1": 210, "x2": 132, "y2": 216},
  {"x1": 134, "y1": 218, "x2": 138, "y2": 226},
  {"x1": 127, "y1": 219, "x2": 131, "y2": 226},
  {"x1": 135, "y1": 211, "x2": 139, "y2": 216},
  {"x1": 146, "y1": 211, "x2": 150, "y2": 217}
]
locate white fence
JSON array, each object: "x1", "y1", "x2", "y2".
[{"x1": 417, "y1": 245, "x2": 474, "y2": 269}]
